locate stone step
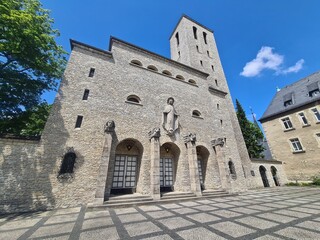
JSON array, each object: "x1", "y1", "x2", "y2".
[
  {"x1": 160, "y1": 192, "x2": 197, "y2": 200},
  {"x1": 106, "y1": 195, "x2": 153, "y2": 205}
]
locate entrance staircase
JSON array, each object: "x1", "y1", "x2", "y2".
[{"x1": 101, "y1": 189, "x2": 235, "y2": 208}]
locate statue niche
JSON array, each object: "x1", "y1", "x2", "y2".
[{"x1": 162, "y1": 97, "x2": 179, "y2": 136}]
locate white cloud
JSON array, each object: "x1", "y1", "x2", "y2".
[{"x1": 240, "y1": 46, "x2": 304, "y2": 77}]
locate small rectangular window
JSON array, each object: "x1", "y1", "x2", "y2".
[
  {"x1": 75, "y1": 115, "x2": 83, "y2": 128},
  {"x1": 307, "y1": 82, "x2": 319, "y2": 97},
  {"x1": 200, "y1": 60, "x2": 203, "y2": 66},
  {"x1": 193, "y1": 26, "x2": 198, "y2": 39},
  {"x1": 290, "y1": 138, "x2": 303, "y2": 152},
  {"x1": 207, "y1": 51, "x2": 210, "y2": 57},
  {"x1": 196, "y1": 45, "x2": 199, "y2": 52},
  {"x1": 298, "y1": 112, "x2": 308, "y2": 125},
  {"x1": 311, "y1": 108, "x2": 320, "y2": 122},
  {"x1": 82, "y1": 89, "x2": 90, "y2": 100},
  {"x1": 211, "y1": 65, "x2": 214, "y2": 71},
  {"x1": 178, "y1": 51, "x2": 180, "y2": 57},
  {"x1": 281, "y1": 117, "x2": 293, "y2": 130},
  {"x1": 283, "y1": 93, "x2": 294, "y2": 107},
  {"x1": 88, "y1": 68, "x2": 95, "y2": 77},
  {"x1": 175, "y1": 32, "x2": 179, "y2": 46},
  {"x1": 316, "y1": 133, "x2": 320, "y2": 145},
  {"x1": 203, "y1": 32, "x2": 207, "y2": 44}
]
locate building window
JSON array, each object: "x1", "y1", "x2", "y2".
[
  {"x1": 88, "y1": 68, "x2": 95, "y2": 77},
  {"x1": 290, "y1": 138, "x2": 303, "y2": 152},
  {"x1": 207, "y1": 51, "x2": 210, "y2": 57},
  {"x1": 311, "y1": 108, "x2": 320, "y2": 122},
  {"x1": 192, "y1": 110, "x2": 201, "y2": 117},
  {"x1": 162, "y1": 70, "x2": 172, "y2": 76},
  {"x1": 126, "y1": 95, "x2": 141, "y2": 104},
  {"x1": 147, "y1": 65, "x2": 158, "y2": 72},
  {"x1": 217, "y1": 103, "x2": 220, "y2": 110},
  {"x1": 176, "y1": 75, "x2": 184, "y2": 80},
  {"x1": 281, "y1": 117, "x2": 293, "y2": 130},
  {"x1": 200, "y1": 60, "x2": 203, "y2": 66},
  {"x1": 193, "y1": 26, "x2": 197, "y2": 39},
  {"x1": 178, "y1": 51, "x2": 181, "y2": 57},
  {"x1": 215, "y1": 79, "x2": 218, "y2": 86},
  {"x1": 75, "y1": 115, "x2": 83, "y2": 128},
  {"x1": 188, "y1": 79, "x2": 196, "y2": 84},
  {"x1": 283, "y1": 93, "x2": 294, "y2": 107},
  {"x1": 212, "y1": 65, "x2": 214, "y2": 71},
  {"x1": 228, "y1": 160, "x2": 237, "y2": 179},
  {"x1": 175, "y1": 32, "x2": 179, "y2": 45},
  {"x1": 316, "y1": 133, "x2": 320, "y2": 145},
  {"x1": 82, "y1": 89, "x2": 89, "y2": 100},
  {"x1": 220, "y1": 119, "x2": 223, "y2": 126},
  {"x1": 307, "y1": 82, "x2": 319, "y2": 97},
  {"x1": 59, "y1": 151, "x2": 77, "y2": 176},
  {"x1": 196, "y1": 45, "x2": 199, "y2": 52},
  {"x1": 203, "y1": 32, "x2": 207, "y2": 44},
  {"x1": 298, "y1": 112, "x2": 308, "y2": 125},
  {"x1": 130, "y1": 60, "x2": 143, "y2": 66}
]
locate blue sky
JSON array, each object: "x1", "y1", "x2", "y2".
[{"x1": 42, "y1": 0, "x2": 320, "y2": 122}]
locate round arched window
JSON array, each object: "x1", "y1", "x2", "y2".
[
  {"x1": 126, "y1": 95, "x2": 141, "y2": 104},
  {"x1": 130, "y1": 60, "x2": 143, "y2": 66}
]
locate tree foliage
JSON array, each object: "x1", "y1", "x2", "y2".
[
  {"x1": 0, "y1": 102, "x2": 51, "y2": 136},
  {"x1": 236, "y1": 99, "x2": 265, "y2": 158},
  {"x1": 0, "y1": 0, "x2": 66, "y2": 119}
]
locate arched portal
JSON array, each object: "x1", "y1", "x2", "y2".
[
  {"x1": 160, "y1": 142, "x2": 180, "y2": 193},
  {"x1": 110, "y1": 138, "x2": 143, "y2": 195},
  {"x1": 259, "y1": 166, "x2": 270, "y2": 187},
  {"x1": 196, "y1": 145, "x2": 209, "y2": 190},
  {"x1": 271, "y1": 166, "x2": 280, "y2": 186}
]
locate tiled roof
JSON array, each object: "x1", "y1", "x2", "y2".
[{"x1": 260, "y1": 71, "x2": 320, "y2": 121}]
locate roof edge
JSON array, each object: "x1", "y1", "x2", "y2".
[
  {"x1": 109, "y1": 36, "x2": 209, "y2": 78},
  {"x1": 169, "y1": 14, "x2": 214, "y2": 40},
  {"x1": 70, "y1": 39, "x2": 113, "y2": 57}
]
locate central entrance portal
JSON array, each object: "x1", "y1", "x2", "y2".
[
  {"x1": 160, "y1": 158, "x2": 173, "y2": 192},
  {"x1": 111, "y1": 155, "x2": 137, "y2": 192}
]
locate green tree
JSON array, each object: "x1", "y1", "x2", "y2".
[
  {"x1": 0, "y1": 102, "x2": 51, "y2": 136},
  {"x1": 0, "y1": 0, "x2": 66, "y2": 119},
  {"x1": 236, "y1": 99, "x2": 265, "y2": 158}
]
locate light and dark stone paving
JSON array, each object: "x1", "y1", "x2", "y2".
[{"x1": 1, "y1": 187, "x2": 320, "y2": 240}]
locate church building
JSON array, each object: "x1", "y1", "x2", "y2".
[{"x1": 0, "y1": 15, "x2": 287, "y2": 213}]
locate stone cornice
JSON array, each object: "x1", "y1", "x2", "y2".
[{"x1": 70, "y1": 39, "x2": 113, "y2": 58}]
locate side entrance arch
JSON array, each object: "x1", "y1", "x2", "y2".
[
  {"x1": 271, "y1": 166, "x2": 280, "y2": 186},
  {"x1": 259, "y1": 165, "x2": 270, "y2": 187}
]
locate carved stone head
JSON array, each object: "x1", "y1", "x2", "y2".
[
  {"x1": 104, "y1": 120, "x2": 115, "y2": 133},
  {"x1": 167, "y1": 97, "x2": 174, "y2": 105}
]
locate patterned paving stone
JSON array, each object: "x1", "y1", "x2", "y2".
[
  {"x1": 141, "y1": 234, "x2": 174, "y2": 240},
  {"x1": 193, "y1": 205, "x2": 218, "y2": 211},
  {"x1": 253, "y1": 235, "x2": 284, "y2": 240},
  {"x1": 0, "y1": 218, "x2": 42, "y2": 231},
  {"x1": 196, "y1": 199, "x2": 215, "y2": 204},
  {"x1": 0, "y1": 229, "x2": 28, "y2": 240},
  {"x1": 246, "y1": 205, "x2": 275, "y2": 211},
  {"x1": 172, "y1": 207, "x2": 198, "y2": 215},
  {"x1": 118, "y1": 213, "x2": 147, "y2": 223},
  {"x1": 179, "y1": 201, "x2": 200, "y2": 207},
  {"x1": 230, "y1": 207, "x2": 259, "y2": 214},
  {"x1": 54, "y1": 207, "x2": 81, "y2": 215},
  {"x1": 290, "y1": 207, "x2": 320, "y2": 214},
  {"x1": 79, "y1": 227, "x2": 119, "y2": 240},
  {"x1": 81, "y1": 217, "x2": 113, "y2": 230},
  {"x1": 139, "y1": 205, "x2": 162, "y2": 212},
  {"x1": 114, "y1": 207, "x2": 137, "y2": 215},
  {"x1": 177, "y1": 227, "x2": 226, "y2": 240},
  {"x1": 276, "y1": 227, "x2": 320, "y2": 239},
  {"x1": 84, "y1": 210, "x2": 110, "y2": 219},
  {"x1": 44, "y1": 213, "x2": 79, "y2": 225},
  {"x1": 210, "y1": 221, "x2": 256, "y2": 238},
  {"x1": 257, "y1": 213, "x2": 296, "y2": 223},
  {"x1": 160, "y1": 203, "x2": 182, "y2": 209},
  {"x1": 158, "y1": 217, "x2": 194, "y2": 230},
  {"x1": 186, "y1": 213, "x2": 220, "y2": 223},
  {"x1": 124, "y1": 221, "x2": 162, "y2": 237},
  {"x1": 276, "y1": 209, "x2": 311, "y2": 218},
  {"x1": 296, "y1": 220, "x2": 320, "y2": 231},
  {"x1": 146, "y1": 210, "x2": 175, "y2": 219},
  {"x1": 236, "y1": 216, "x2": 279, "y2": 229},
  {"x1": 210, "y1": 210, "x2": 242, "y2": 218},
  {"x1": 29, "y1": 222, "x2": 75, "y2": 238},
  {"x1": 211, "y1": 203, "x2": 234, "y2": 208}
]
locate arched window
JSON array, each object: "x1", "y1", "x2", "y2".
[
  {"x1": 130, "y1": 60, "x2": 142, "y2": 66},
  {"x1": 162, "y1": 70, "x2": 172, "y2": 76},
  {"x1": 203, "y1": 32, "x2": 207, "y2": 44},
  {"x1": 59, "y1": 151, "x2": 77, "y2": 175},
  {"x1": 193, "y1": 26, "x2": 198, "y2": 39},
  {"x1": 188, "y1": 79, "x2": 196, "y2": 84},
  {"x1": 175, "y1": 32, "x2": 179, "y2": 45},
  {"x1": 126, "y1": 95, "x2": 141, "y2": 104},
  {"x1": 147, "y1": 65, "x2": 158, "y2": 72},
  {"x1": 176, "y1": 75, "x2": 185, "y2": 80},
  {"x1": 228, "y1": 160, "x2": 237, "y2": 179},
  {"x1": 192, "y1": 110, "x2": 201, "y2": 117}
]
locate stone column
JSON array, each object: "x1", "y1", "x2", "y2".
[
  {"x1": 211, "y1": 138, "x2": 230, "y2": 190},
  {"x1": 149, "y1": 128, "x2": 161, "y2": 200},
  {"x1": 93, "y1": 121, "x2": 115, "y2": 206},
  {"x1": 184, "y1": 133, "x2": 202, "y2": 196}
]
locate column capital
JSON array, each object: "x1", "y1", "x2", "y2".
[
  {"x1": 183, "y1": 133, "x2": 197, "y2": 144},
  {"x1": 104, "y1": 120, "x2": 115, "y2": 133},
  {"x1": 211, "y1": 138, "x2": 225, "y2": 147},
  {"x1": 149, "y1": 127, "x2": 161, "y2": 140}
]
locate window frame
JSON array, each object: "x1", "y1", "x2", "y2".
[
  {"x1": 311, "y1": 108, "x2": 320, "y2": 122},
  {"x1": 281, "y1": 117, "x2": 294, "y2": 130},
  {"x1": 289, "y1": 138, "x2": 304, "y2": 152},
  {"x1": 297, "y1": 112, "x2": 309, "y2": 126}
]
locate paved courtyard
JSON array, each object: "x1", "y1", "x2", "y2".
[{"x1": 1, "y1": 187, "x2": 320, "y2": 240}]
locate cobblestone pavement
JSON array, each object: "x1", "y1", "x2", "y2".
[{"x1": 1, "y1": 187, "x2": 320, "y2": 240}]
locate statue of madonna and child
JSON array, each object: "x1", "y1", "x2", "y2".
[{"x1": 162, "y1": 97, "x2": 179, "y2": 136}]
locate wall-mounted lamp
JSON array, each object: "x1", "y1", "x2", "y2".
[
  {"x1": 165, "y1": 147, "x2": 170, "y2": 153},
  {"x1": 126, "y1": 144, "x2": 132, "y2": 151}
]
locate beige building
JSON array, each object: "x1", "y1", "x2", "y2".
[
  {"x1": 0, "y1": 15, "x2": 286, "y2": 213},
  {"x1": 260, "y1": 71, "x2": 320, "y2": 181}
]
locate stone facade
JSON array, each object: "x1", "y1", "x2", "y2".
[
  {"x1": 260, "y1": 71, "x2": 320, "y2": 181},
  {"x1": 0, "y1": 15, "x2": 286, "y2": 213}
]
